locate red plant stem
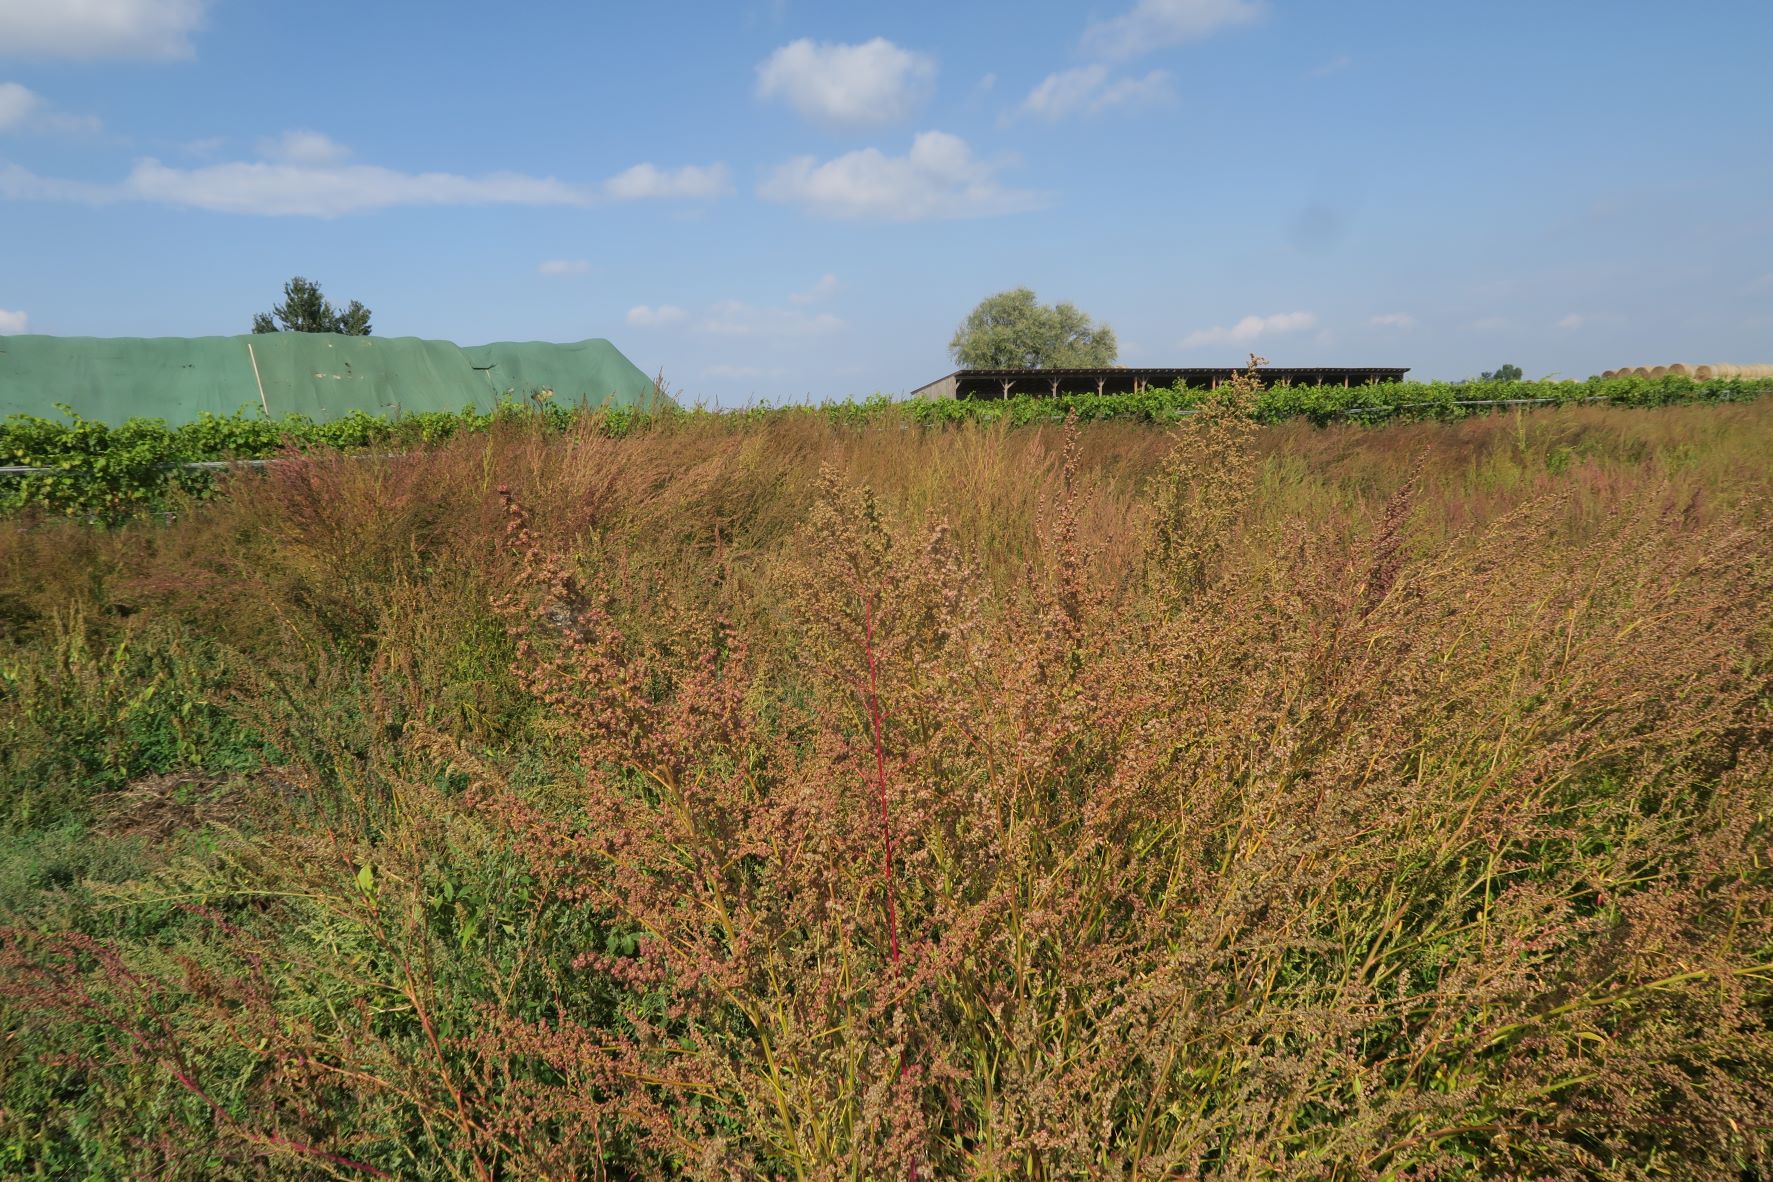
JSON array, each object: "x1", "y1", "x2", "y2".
[
  {"x1": 104, "y1": 1006, "x2": 394, "y2": 1179},
  {"x1": 865, "y1": 597, "x2": 918, "y2": 1181},
  {"x1": 863, "y1": 594, "x2": 900, "y2": 967}
]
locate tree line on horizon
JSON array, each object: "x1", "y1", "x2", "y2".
[{"x1": 250, "y1": 276, "x2": 1525, "y2": 381}]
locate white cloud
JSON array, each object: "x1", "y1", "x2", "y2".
[
  {"x1": 0, "y1": 140, "x2": 731, "y2": 216},
  {"x1": 1094, "y1": 70, "x2": 1176, "y2": 111},
  {"x1": 1083, "y1": 0, "x2": 1265, "y2": 60},
  {"x1": 0, "y1": 81, "x2": 38, "y2": 129},
  {"x1": 627, "y1": 305, "x2": 686, "y2": 327},
  {"x1": 701, "y1": 299, "x2": 843, "y2": 336},
  {"x1": 1309, "y1": 54, "x2": 1352, "y2": 78},
  {"x1": 538, "y1": 259, "x2": 590, "y2": 276},
  {"x1": 1555, "y1": 313, "x2": 1586, "y2": 330},
  {"x1": 0, "y1": 81, "x2": 101, "y2": 134},
  {"x1": 603, "y1": 162, "x2": 732, "y2": 201},
  {"x1": 704, "y1": 363, "x2": 783, "y2": 380},
  {"x1": 256, "y1": 129, "x2": 350, "y2": 166},
  {"x1": 37, "y1": 110, "x2": 103, "y2": 134},
  {"x1": 1021, "y1": 65, "x2": 1174, "y2": 119},
  {"x1": 759, "y1": 130, "x2": 1045, "y2": 222},
  {"x1": 0, "y1": 0, "x2": 209, "y2": 60},
  {"x1": 1370, "y1": 312, "x2": 1417, "y2": 329},
  {"x1": 1181, "y1": 310, "x2": 1316, "y2": 349},
  {"x1": 1023, "y1": 68, "x2": 1106, "y2": 118},
  {"x1": 122, "y1": 157, "x2": 593, "y2": 216},
  {"x1": 0, "y1": 161, "x2": 113, "y2": 202},
  {"x1": 0, "y1": 307, "x2": 26, "y2": 334},
  {"x1": 789, "y1": 273, "x2": 839, "y2": 305},
  {"x1": 755, "y1": 37, "x2": 936, "y2": 128}
]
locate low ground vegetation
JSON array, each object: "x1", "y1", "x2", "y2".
[{"x1": 0, "y1": 386, "x2": 1770, "y2": 1178}]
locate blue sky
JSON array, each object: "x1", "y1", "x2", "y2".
[{"x1": 2, "y1": 0, "x2": 1770, "y2": 404}]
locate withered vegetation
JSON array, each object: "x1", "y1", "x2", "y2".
[{"x1": 1, "y1": 379, "x2": 1770, "y2": 1179}]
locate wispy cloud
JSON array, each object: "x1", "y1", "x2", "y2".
[
  {"x1": 704, "y1": 363, "x2": 784, "y2": 380},
  {"x1": 760, "y1": 130, "x2": 1046, "y2": 221},
  {"x1": 700, "y1": 299, "x2": 842, "y2": 336},
  {"x1": 122, "y1": 158, "x2": 592, "y2": 216},
  {"x1": 1555, "y1": 313, "x2": 1586, "y2": 330},
  {"x1": 0, "y1": 81, "x2": 35, "y2": 130},
  {"x1": 0, "y1": 134, "x2": 731, "y2": 216},
  {"x1": 1370, "y1": 312, "x2": 1417, "y2": 329},
  {"x1": 789, "y1": 273, "x2": 839, "y2": 305},
  {"x1": 1181, "y1": 310, "x2": 1316, "y2": 349},
  {"x1": 1082, "y1": 0, "x2": 1265, "y2": 60},
  {"x1": 0, "y1": 161, "x2": 113, "y2": 202},
  {"x1": 627, "y1": 305, "x2": 687, "y2": 327},
  {"x1": 0, "y1": 81, "x2": 101, "y2": 134},
  {"x1": 538, "y1": 259, "x2": 590, "y2": 276},
  {"x1": 1309, "y1": 54, "x2": 1352, "y2": 78},
  {"x1": 603, "y1": 162, "x2": 732, "y2": 201},
  {"x1": 0, "y1": 0, "x2": 210, "y2": 61},
  {"x1": 756, "y1": 37, "x2": 937, "y2": 129},
  {"x1": 255, "y1": 129, "x2": 350, "y2": 166},
  {"x1": 0, "y1": 307, "x2": 26, "y2": 334},
  {"x1": 1020, "y1": 65, "x2": 1174, "y2": 119}
]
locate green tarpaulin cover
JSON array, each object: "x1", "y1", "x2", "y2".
[{"x1": 0, "y1": 333, "x2": 659, "y2": 425}]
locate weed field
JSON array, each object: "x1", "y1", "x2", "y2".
[{"x1": 2, "y1": 389, "x2": 1770, "y2": 1178}]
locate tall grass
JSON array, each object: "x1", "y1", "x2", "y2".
[{"x1": 0, "y1": 396, "x2": 1769, "y2": 1178}]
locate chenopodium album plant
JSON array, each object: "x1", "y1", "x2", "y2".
[
  {"x1": 7, "y1": 375, "x2": 1769, "y2": 1180},
  {"x1": 464, "y1": 380, "x2": 1772, "y2": 1176}
]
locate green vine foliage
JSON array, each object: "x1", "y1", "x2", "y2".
[
  {"x1": 3, "y1": 376, "x2": 1768, "y2": 519},
  {"x1": 900, "y1": 373, "x2": 1772, "y2": 428}
]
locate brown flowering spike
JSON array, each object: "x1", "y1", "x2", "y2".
[{"x1": 1, "y1": 402, "x2": 1771, "y2": 1178}]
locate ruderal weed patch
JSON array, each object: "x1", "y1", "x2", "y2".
[{"x1": 1, "y1": 383, "x2": 1770, "y2": 1178}]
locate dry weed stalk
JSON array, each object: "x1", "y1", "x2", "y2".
[{"x1": 1, "y1": 401, "x2": 1769, "y2": 1179}]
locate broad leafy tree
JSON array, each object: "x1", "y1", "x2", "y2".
[
  {"x1": 1480, "y1": 363, "x2": 1524, "y2": 382},
  {"x1": 252, "y1": 276, "x2": 373, "y2": 336},
  {"x1": 949, "y1": 288, "x2": 1118, "y2": 369}
]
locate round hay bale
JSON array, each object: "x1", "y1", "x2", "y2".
[
  {"x1": 1633, "y1": 367, "x2": 1651, "y2": 378},
  {"x1": 1695, "y1": 365, "x2": 1714, "y2": 380},
  {"x1": 1667, "y1": 363, "x2": 1692, "y2": 377}
]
